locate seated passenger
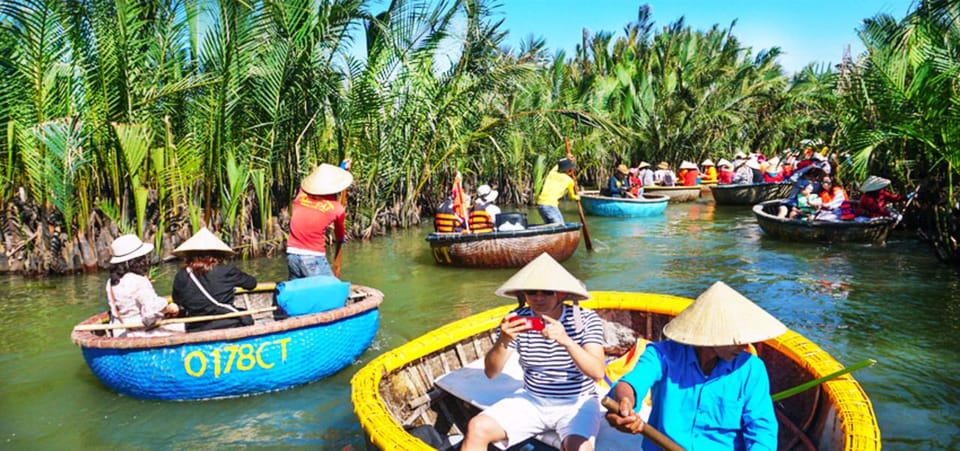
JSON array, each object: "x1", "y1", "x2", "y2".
[
  {"x1": 462, "y1": 253, "x2": 605, "y2": 451},
  {"x1": 172, "y1": 228, "x2": 257, "y2": 332},
  {"x1": 435, "y1": 196, "x2": 466, "y2": 233},
  {"x1": 604, "y1": 282, "x2": 782, "y2": 450},
  {"x1": 654, "y1": 162, "x2": 676, "y2": 186},
  {"x1": 700, "y1": 159, "x2": 717, "y2": 183},
  {"x1": 817, "y1": 177, "x2": 850, "y2": 221},
  {"x1": 106, "y1": 235, "x2": 183, "y2": 337},
  {"x1": 604, "y1": 164, "x2": 637, "y2": 198},
  {"x1": 762, "y1": 157, "x2": 784, "y2": 183},
  {"x1": 469, "y1": 184, "x2": 500, "y2": 233},
  {"x1": 795, "y1": 183, "x2": 822, "y2": 220},
  {"x1": 733, "y1": 158, "x2": 759, "y2": 184},
  {"x1": 717, "y1": 159, "x2": 735, "y2": 184},
  {"x1": 678, "y1": 161, "x2": 699, "y2": 186},
  {"x1": 636, "y1": 162, "x2": 656, "y2": 187},
  {"x1": 855, "y1": 175, "x2": 910, "y2": 220}
]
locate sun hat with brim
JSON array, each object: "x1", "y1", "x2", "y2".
[
  {"x1": 477, "y1": 184, "x2": 498, "y2": 203},
  {"x1": 859, "y1": 175, "x2": 891, "y2": 193},
  {"x1": 657, "y1": 162, "x2": 670, "y2": 170},
  {"x1": 110, "y1": 235, "x2": 154, "y2": 264},
  {"x1": 663, "y1": 281, "x2": 787, "y2": 346},
  {"x1": 173, "y1": 227, "x2": 236, "y2": 257},
  {"x1": 301, "y1": 163, "x2": 354, "y2": 196},
  {"x1": 637, "y1": 162, "x2": 651, "y2": 169},
  {"x1": 745, "y1": 159, "x2": 761, "y2": 170},
  {"x1": 734, "y1": 151, "x2": 747, "y2": 159},
  {"x1": 679, "y1": 161, "x2": 698, "y2": 170},
  {"x1": 616, "y1": 164, "x2": 630, "y2": 175},
  {"x1": 718, "y1": 158, "x2": 732, "y2": 168},
  {"x1": 701, "y1": 159, "x2": 715, "y2": 166},
  {"x1": 495, "y1": 253, "x2": 590, "y2": 300}
]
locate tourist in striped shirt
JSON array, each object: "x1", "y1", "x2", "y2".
[{"x1": 462, "y1": 253, "x2": 605, "y2": 451}]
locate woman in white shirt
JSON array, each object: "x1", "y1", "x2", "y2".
[{"x1": 106, "y1": 235, "x2": 184, "y2": 337}]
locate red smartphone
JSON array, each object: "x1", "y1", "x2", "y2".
[{"x1": 510, "y1": 315, "x2": 545, "y2": 331}]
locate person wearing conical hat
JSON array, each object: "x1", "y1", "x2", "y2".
[
  {"x1": 761, "y1": 157, "x2": 784, "y2": 183},
  {"x1": 535, "y1": 158, "x2": 580, "y2": 224},
  {"x1": 678, "y1": 161, "x2": 700, "y2": 186},
  {"x1": 171, "y1": 227, "x2": 258, "y2": 332},
  {"x1": 717, "y1": 158, "x2": 735, "y2": 184},
  {"x1": 287, "y1": 163, "x2": 354, "y2": 279},
  {"x1": 605, "y1": 163, "x2": 638, "y2": 199},
  {"x1": 700, "y1": 159, "x2": 718, "y2": 184},
  {"x1": 463, "y1": 253, "x2": 605, "y2": 451},
  {"x1": 605, "y1": 282, "x2": 782, "y2": 450},
  {"x1": 653, "y1": 162, "x2": 676, "y2": 187},
  {"x1": 105, "y1": 234, "x2": 184, "y2": 337},
  {"x1": 636, "y1": 162, "x2": 656, "y2": 187},
  {"x1": 854, "y1": 175, "x2": 910, "y2": 220}
]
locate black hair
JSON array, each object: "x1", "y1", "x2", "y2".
[{"x1": 109, "y1": 256, "x2": 152, "y2": 286}]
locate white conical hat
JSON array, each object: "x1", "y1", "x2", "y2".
[
  {"x1": 301, "y1": 163, "x2": 353, "y2": 195},
  {"x1": 701, "y1": 159, "x2": 715, "y2": 166},
  {"x1": 679, "y1": 161, "x2": 698, "y2": 170},
  {"x1": 495, "y1": 253, "x2": 590, "y2": 300},
  {"x1": 859, "y1": 175, "x2": 891, "y2": 193},
  {"x1": 663, "y1": 281, "x2": 786, "y2": 346},
  {"x1": 173, "y1": 227, "x2": 235, "y2": 256}
]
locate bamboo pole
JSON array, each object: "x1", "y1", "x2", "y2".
[{"x1": 73, "y1": 307, "x2": 277, "y2": 332}]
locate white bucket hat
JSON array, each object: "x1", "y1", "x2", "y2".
[
  {"x1": 301, "y1": 163, "x2": 353, "y2": 196},
  {"x1": 859, "y1": 175, "x2": 891, "y2": 193},
  {"x1": 495, "y1": 253, "x2": 589, "y2": 300},
  {"x1": 173, "y1": 227, "x2": 235, "y2": 257},
  {"x1": 476, "y1": 184, "x2": 498, "y2": 203},
  {"x1": 110, "y1": 235, "x2": 154, "y2": 264},
  {"x1": 663, "y1": 281, "x2": 787, "y2": 346}
]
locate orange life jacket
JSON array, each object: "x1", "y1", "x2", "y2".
[{"x1": 468, "y1": 209, "x2": 495, "y2": 233}]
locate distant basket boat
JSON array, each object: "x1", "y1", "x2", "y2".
[
  {"x1": 753, "y1": 199, "x2": 896, "y2": 243},
  {"x1": 710, "y1": 182, "x2": 794, "y2": 206},
  {"x1": 580, "y1": 190, "x2": 669, "y2": 217},
  {"x1": 640, "y1": 185, "x2": 702, "y2": 202},
  {"x1": 71, "y1": 283, "x2": 383, "y2": 400},
  {"x1": 425, "y1": 223, "x2": 581, "y2": 268},
  {"x1": 351, "y1": 291, "x2": 881, "y2": 450}
]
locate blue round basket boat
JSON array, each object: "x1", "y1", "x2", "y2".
[
  {"x1": 580, "y1": 190, "x2": 670, "y2": 217},
  {"x1": 71, "y1": 284, "x2": 383, "y2": 400}
]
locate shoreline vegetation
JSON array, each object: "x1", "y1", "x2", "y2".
[{"x1": 1, "y1": 1, "x2": 958, "y2": 275}]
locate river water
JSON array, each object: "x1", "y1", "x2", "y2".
[{"x1": 1, "y1": 199, "x2": 957, "y2": 450}]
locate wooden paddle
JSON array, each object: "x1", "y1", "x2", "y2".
[
  {"x1": 564, "y1": 137, "x2": 593, "y2": 251},
  {"x1": 892, "y1": 184, "x2": 921, "y2": 228},
  {"x1": 73, "y1": 306, "x2": 277, "y2": 332},
  {"x1": 333, "y1": 158, "x2": 352, "y2": 278},
  {"x1": 601, "y1": 396, "x2": 684, "y2": 451}
]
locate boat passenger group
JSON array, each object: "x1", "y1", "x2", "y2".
[
  {"x1": 103, "y1": 163, "x2": 355, "y2": 338},
  {"x1": 448, "y1": 253, "x2": 786, "y2": 451}
]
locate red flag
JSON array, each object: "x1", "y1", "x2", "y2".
[{"x1": 451, "y1": 171, "x2": 470, "y2": 233}]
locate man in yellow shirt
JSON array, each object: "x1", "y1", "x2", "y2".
[{"x1": 535, "y1": 158, "x2": 579, "y2": 224}]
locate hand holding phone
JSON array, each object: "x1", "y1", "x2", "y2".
[{"x1": 510, "y1": 315, "x2": 545, "y2": 331}]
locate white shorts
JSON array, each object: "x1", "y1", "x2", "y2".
[{"x1": 481, "y1": 390, "x2": 601, "y2": 448}]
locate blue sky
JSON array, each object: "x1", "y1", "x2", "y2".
[{"x1": 495, "y1": 0, "x2": 915, "y2": 73}]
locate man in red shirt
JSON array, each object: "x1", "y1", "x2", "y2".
[{"x1": 287, "y1": 163, "x2": 353, "y2": 279}]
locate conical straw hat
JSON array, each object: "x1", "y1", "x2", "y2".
[
  {"x1": 859, "y1": 175, "x2": 891, "y2": 193},
  {"x1": 173, "y1": 227, "x2": 235, "y2": 256},
  {"x1": 495, "y1": 253, "x2": 590, "y2": 300},
  {"x1": 301, "y1": 163, "x2": 353, "y2": 195},
  {"x1": 663, "y1": 281, "x2": 786, "y2": 346}
]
